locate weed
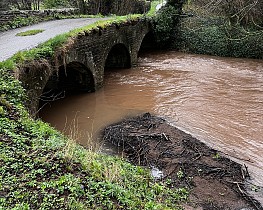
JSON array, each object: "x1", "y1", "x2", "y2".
[
  {"x1": 177, "y1": 169, "x2": 184, "y2": 179},
  {"x1": 16, "y1": 29, "x2": 45, "y2": 36},
  {"x1": 251, "y1": 185, "x2": 260, "y2": 192},
  {"x1": 213, "y1": 153, "x2": 220, "y2": 159}
]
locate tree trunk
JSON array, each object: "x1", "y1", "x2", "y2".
[{"x1": 21, "y1": 0, "x2": 32, "y2": 10}]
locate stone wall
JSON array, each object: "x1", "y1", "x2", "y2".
[
  {"x1": 57, "y1": 18, "x2": 152, "y2": 89},
  {"x1": 0, "y1": 8, "x2": 79, "y2": 30},
  {"x1": 17, "y1": 18, "x2": 153, "y2": 115}
]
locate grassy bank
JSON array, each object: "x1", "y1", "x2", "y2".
[
  {"x1": 0, "y1": 86, "x2": 187, "y2": 208},
  {"x1": 174, "y1": 2, "x2": 263, "y2": 59},
  {"x1": 0, "y1": 1, "x2": 188, "y2": 209}
]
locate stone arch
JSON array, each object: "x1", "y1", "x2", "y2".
[
  {"x1": 40, "y1": 61, "x2": 95, "y2": 104},
  {"x1": 104, "y1": 43, "x2": 131, "y2": 69},
  {"x1": 57, "y1": 62, "x2": 95, "y2": 92},
  {"x1": 138, "y1": 31, "x2": 158, "y2": 54}
]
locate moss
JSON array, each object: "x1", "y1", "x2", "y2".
[
  {"x1": 0, "y1": 9, "x2": 156, "y2": 72},
  {"x1": 16, "y1": 29, "x2": 45, "y2": 36}
]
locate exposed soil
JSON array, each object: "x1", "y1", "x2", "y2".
[{"x1": 103, "y1": 113, "x2": 262, "y2": 210}]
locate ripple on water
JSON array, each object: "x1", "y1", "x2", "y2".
[{"x1": 40, "y1": 52, "x2": 263, "y2": 191}]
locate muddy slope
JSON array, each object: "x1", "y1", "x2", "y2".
[{"x1": 103, "y1": 113, "x2": 262, "y2": 210}]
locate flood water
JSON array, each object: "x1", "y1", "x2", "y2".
[{"x1": 40, "y1": 51, "x2": 263, "y2": 187}]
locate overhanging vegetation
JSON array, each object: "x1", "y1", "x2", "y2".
[
  {"x1": 174, "y1": 0, "x2": 263, "y2": 59},
  {"x1": 16, "y1": 29, "x2": 45, "y2": 36}
]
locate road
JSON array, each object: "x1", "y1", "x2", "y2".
[{"x1": 0, "y1": 18, "x2": 105, "y2": 62}]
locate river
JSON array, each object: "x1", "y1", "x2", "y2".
[{"x1": 40, "y1": 51, "x2": 263, "y2": 189}]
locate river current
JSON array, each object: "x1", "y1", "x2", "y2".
[{"x1": 40, "y1": 51, "x2": 263, "y2": 188}]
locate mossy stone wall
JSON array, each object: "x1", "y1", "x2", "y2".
[{"x1": 17, "y1": 19, "x2": 152, "y2": 115}]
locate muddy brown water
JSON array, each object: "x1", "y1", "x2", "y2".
[{"x1": 40, "y1": 51, "x2": 263, "y2": 189}]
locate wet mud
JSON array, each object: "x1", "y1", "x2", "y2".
[{"x1": 103, "y1": 113, "x2": 262, "y2": 210}]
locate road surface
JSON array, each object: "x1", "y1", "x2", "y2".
[{"x1": 0, "y1": 18, "x2": 105, "y2": 62}]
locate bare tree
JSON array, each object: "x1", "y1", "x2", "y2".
[
  {"x1": 3, "y1": 0, "x2": 31, "y2": 10},
  {"x1": 32, "y1": 0, "x2": 41, "y2": 10},
  {"x1": 0, "y1": 0, "x2": 10, "y2": 10},
  {"x1": 192, "y1": 0, "x2": 263, "y2": 26}
]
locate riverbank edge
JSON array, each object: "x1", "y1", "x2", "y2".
[
  {"x1": 103, "y1": 112, "x2": 263, "y2": 209},
  {"x1": 1, "y1": 2, "x2": 261, "y2": 208},
  {"x1": 0, "y1": 62, "x2": 188, "y2": 208},
  {"x1": 0, "y1": 2, "x2": 191, "y2": 209}
]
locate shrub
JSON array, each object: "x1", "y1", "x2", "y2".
[
  {"x1": 175, "y1": 1, "x2": 263, "y2": 59},
  {"x1": 154, "y1": 5, "x2": 182, "y2": 47}
]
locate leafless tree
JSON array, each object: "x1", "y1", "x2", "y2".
[
  {"x1": 0, "y1": 0, "x2": 9, "y2": 10},
  {"x1": 0, "y1": 0, "x2": 44, "y2": 10},
  {"x1": 32, "y1": 0, "x2": 41, "y2": 10},
  {"x1": 192, "y1": 0, "x2": 263, "y2": 26}
]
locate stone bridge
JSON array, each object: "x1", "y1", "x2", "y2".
[{"x1": 18, "y1": 18, "x2": 155, "y2": 114}]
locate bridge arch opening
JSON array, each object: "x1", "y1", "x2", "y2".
[
  {"x1": 138, "y1": 31, "x2": 158, "y2": 55},
  {"x1": 40, "y1": 62, "x2": 95, "y2": 106},
  {"x1": 105, "y1": 43, "x2": 131, "y2": 70},
  {"x1": 57, "y1": 62, "x2": 95, "y2": 92}
]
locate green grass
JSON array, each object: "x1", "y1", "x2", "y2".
[
  {"x1": 0, "y1": 67, "x2": 188, "y2": 209},
  {"x1": 0, "y1": 1, "x2": 188, "y2": 209},
  {"x1": 0, "y1": 14, "x2": 149, "y2": 71},
  {"x1": 16, "y1": 29, "x2": 45, "y2": 36}
]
